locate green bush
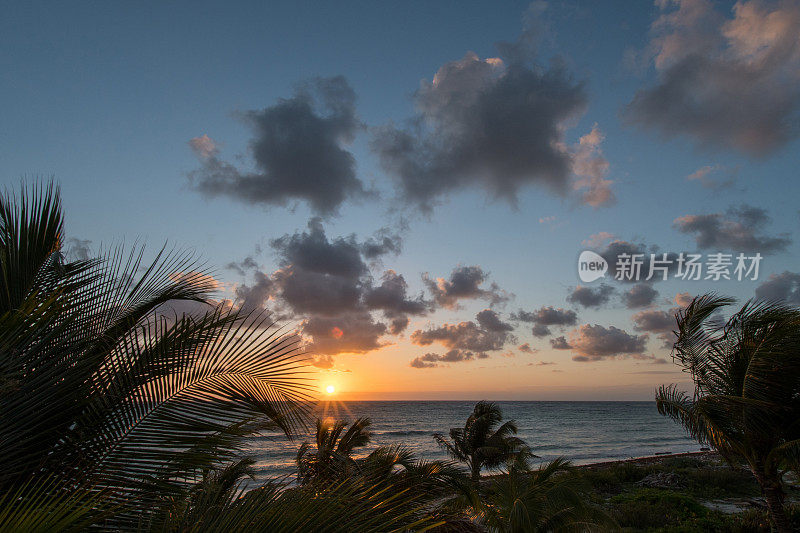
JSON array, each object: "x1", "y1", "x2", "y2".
[{"x1": 610, "y1": 488, "x2": 728, "y2": 532}]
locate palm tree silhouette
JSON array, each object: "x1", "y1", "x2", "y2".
[
  {"x1": 434, "y1": 401, "x2": 528, "y2": 482},
  {"x1": 0, "y1": 182, "x2": 314, "y2": 529},
  {"x1": 443, "y1": 455, "x2": 613, "y2": 531},
  {"x1": 296, "y1": 417, "x2": 372, "y2": 485},
  {"x1": 657, "y1": 294, "x2": 800, "y2": 533}
]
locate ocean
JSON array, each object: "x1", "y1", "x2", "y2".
[{"x1": 247, "y1": 401, "x2": 701, "y2": 479}]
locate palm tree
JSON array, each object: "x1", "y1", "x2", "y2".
[
  {"x1": 656, "y1": 294, "x2": 800, "y2": 533},
  {"x1": 296, "y1": 417, "x2": 372, "y2": 485},
  {"x1": 0, "y1": 182, "x2": 315, "y2": 529},
  {"x1": 434, "y1": 401, "x2": 528, "y2": 482},
  {"x1": 442, "y1": 455, "x2": 612, "y2": 532}
]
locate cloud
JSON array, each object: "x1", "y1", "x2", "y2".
[
  {"x1": 360, "y1": 226, "x2": 404, "y2": 259},
  {"x1": 567, "y1": 284, "x2": 615, "y2": 308},
  {"x1": 423, "y1": 265, "x2": 509, "y2": 309},
  {"x1": 686, "y1": 164, "x2": 736, "y2": 190},
  {"x1": 571, "y1": 124, "x2": 616, "y2": 207},
  {"x1": 273, "y1": 266, "x2": 363, "y2": 316},
  {"x1": 631, "y1": 308, "x2": 676, "y2": 347},
  {"x1": 371, "y1": 7, "x2": 591, "y2": 213},
  {"x1": 188, "y1": 134, "x2": 219, "y2": 158},
  {"x1": 674, "y1": 205, "x2": 790, "y2": 253},
  {"x1": 410, "y1": 349, "x2": 475, "y2": 368},
  {"x1": 235, "y1": 218, "x2": 421, "y2": 356},
  {"x1": 512, "y1": 305, "x2": 578, "y2": 337},
  {"x1": 226, "y1": 256, "x2": 259, "y2": 276},
  {"x1": 476, "y1": 309, "x2": 514, "y2": 332},
  {"x1": 235, "y1": 271, "x2": 274, "y2": 313},
  {"x1": 755, "y1": 271, "x2": 800, "y2": 303},
  {"x1": 188, "y1": 76, "x2": 369, "y2": 216},
  {"x1": 271, "y1": 217, "x2": 367, "y2": 278},
  {"x1": 304, "y1": 311, "x2": 388, "y2": 355},
  {"x1": 674, "y1": 292, "x2": 695, "y2": 307},
  {"x1": 582, "y1": 231, "x2": 614, "y2": 248},
  {"x1": 625, "y1": 0, "x2": 800, "y2": 155},
  {"x1": 64, "y1": 237, "x2": 92, "y2": 261},
  {"x1": 518, "y1": 342, "x2": 537, "y2": 354},
  {"x1": 567, "y1": 324, "x2": 649, "y2": 362},
  {"x1": 410, "y1": 356, "x2": 437, "y2": 369},
  {"x1": 364, "y1": 270, "x2": 430, "y2": 331},
  {"x1": 631, "y1": 309, "x2": 674, "y2": 333},
  {"x1": 623, "y1": 283, "x2": 659, "y2": 308},
  {"x1": 411, "y1": 312, "x2": 515, "y2": 358},
  {"x1": 597, "y1": 240, "x2": 680, "y2": 282},
  {"x1": 550, "y1": 336, "x2": 571, "y2": 350}
]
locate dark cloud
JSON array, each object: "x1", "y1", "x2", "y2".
[
  {"x1": 188, "y1": 76, "x2": 369, "y2": 216},
  {"x1": 410, "y1": 356, "x2": 437, "y2": 369},
  {"x1": 271, "y1": 217, "x2": 366, "y2": 278},
  {"x1": 364, "y1": 270, "x2": 430, "y2": 328},
  {"x1": 597, "y1": 240, "x2": 681, "y2": 283},
  {"x1": 371, "y1": 19, "x2": 589, "y2": 213},
  {"x1": 273, "y1": 266, "x2": 362, "y2": 316},
  {"x1": 235, "y1": 271, "x2": 274, "y2": 313},
  {"x1": 531, "y1": 324, "x2": 551, "y2": 337},
  {"x1": 360, "y1": 224, "x2": 405, "y2": 259},
  {"x1": 625, "y1": 0, "x2": 800, "y2": 156},
  {"x1": 512, "y1": 305, "x2": 578, "y2": 337},
  {"x1": 236, "y1": 218, "x2": 424, "y2": 356},
  {"x1": 631, "y1": 309, "x2": 674, "y2": 334},
  {"x1": 226, "y1": 256, "x2": 258, "y2": 276},
  {"x1": 632, "y1": 307, "x2": 676, "y2": 348},
  {"x1": 267, "y1": 219, "x2": 373, "y2": 317},
  {"x1": 410, "y1": 349, "x2": 475, "y2": 369},
  {"x1": 550, "y1": 336, "x2": 571, "y2": 350},
  {"x1": 565, "y1": 324, "x2": 648, "y2": 362},
  {"x1": 623, "y1": 283, "x2": 659, "y2": 309},
  {"x1": 389, "y1": 316, "x2": 410, "y2": 335},
  {"x1": 304, "y1": 312, "x2": 388, "y2": 355},
  {"x1": 567, "y1": 284, "x2": 615, "y2": 308},
  {"x1": 476, "y1": 309, "x2": 514, "y2": 332},
  {"x1": 65, "y1": 237, "x2": 92, "y2": 261},
  {"x1": 755, "y1": 271, "x2": 800, "y2": 303},
  {"x1": 423, "y1": 265, "x2": 509, "y2": 309},
  {"x1": 411, "y1": 312, "x2": 515, "y2": 358},
  {"x1": 674, "y1": 205, "x2": 790, "y2": 254}
]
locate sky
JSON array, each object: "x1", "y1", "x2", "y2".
[{"x1": 2, "y1": 0, "x2": 799, "y2": 400}]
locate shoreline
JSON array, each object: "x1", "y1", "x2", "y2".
[{"x1": 575, "y1": 450, "x2": 718, "y2": 470}]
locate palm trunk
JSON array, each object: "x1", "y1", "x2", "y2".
[
  {"x1": 763, "y1": 484, "x2": 791, "y2": 533},
  {"x1": 470, "y1": 461, "x2": 481, "y2": 483},
  {"x1": 752, "y1": 465, "x2": 791, "y2": 533}
]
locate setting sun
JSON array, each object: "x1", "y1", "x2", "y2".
[{"x1": 325, "y1": 385, "x2": 335, "y2": 394}]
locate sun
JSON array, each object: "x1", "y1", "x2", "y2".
[{"x1": 325, "y1": 385, "x2": 335, "y2": 394}]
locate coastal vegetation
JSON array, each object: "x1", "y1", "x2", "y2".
[{"x1": 1, "y1": 183, "x2": 799, "y2": 532}]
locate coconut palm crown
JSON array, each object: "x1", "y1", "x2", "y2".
[
  {"x1": 656, "y1": 293, "x2": 800, "y2": 533},
  {"x1": 434, "y1": 401, "x2": 529, "y2": 482}
]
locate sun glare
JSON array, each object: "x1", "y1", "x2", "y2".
[{"x1": 325, "y1": 385, "x2": 335, "y2": 394}]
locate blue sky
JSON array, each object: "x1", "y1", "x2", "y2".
[{"x1": 2, "y1": 0, "x2": 799, "y2": 399}]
